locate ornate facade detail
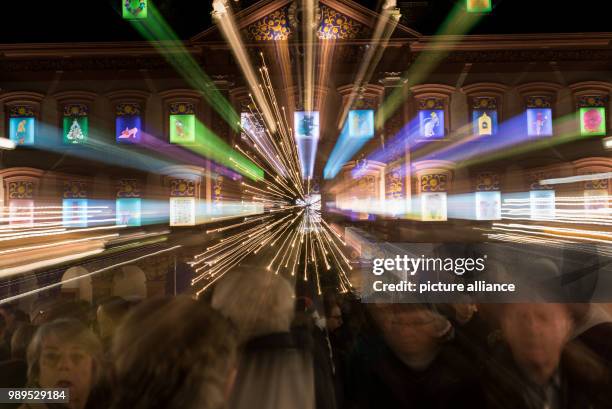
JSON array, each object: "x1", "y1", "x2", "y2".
[
  {"x1": 246, "y1": 7, "x2": 291, "y2": 41},
  {"x1": 9, "y1": 105, "x2": 35, "y2": 117},
  {"x1": 63, "y1": 181, "x2": 88, "y2": 198},
  {"x1": 576, "y1": 95, "x2": 608, "y2": 108},
  {"x1": 584, "y1": 177, "x2": 609, "y2": 191},
  {"x1": 213, "y1": 175, "x2": 223, "y2": 203},
  {"x1": 527, "y1": 172, "x2": 553, "y2": 190},
  {"x1": 417, "y1": 97, "x2": 445, "y2": 110},
  {"x1": 318, "y1": 5, "x2": 363, "y2": 40},
  {"x1": 385, "y1": 167, "x2": 403, "y2": 199},
  {"x1": 475, "y1": 172, "x2": 500, "y2": 191},
  {"x1": 421, "y1": 174, "x2": 448, "y2": 192},
  {"x1": 170, "y1": 179, "x2": 196, "y2": 197},
  {"x1": 8, "y1": 181, "x2": 34, "y2": 199},
  {"x1": 168, "y1": 102, "x2": 195, "y2": 115},
  {"x1": 117, "y1": 179, "x2": 141, "y2": 198},
  {"x1": 472, "y1": 96, "x2": 497, "y2": 110},
  {"x1": 116, "y1": 103, "x2": 141, "y2": 116},
  {"x1": 525, "y1": 96, "x2": 552, "y2": 108},
  {"x1": 63, "y1": 104, "x2": 89, "y2": 117}
]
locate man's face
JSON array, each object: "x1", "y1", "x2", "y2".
[
  {"x1": 326, "y1": 306, "x2": 343, "y2": 332},
  {"x1": 501, "y1": 303, "x2": 572, "y2": 385},
  {"x1": 372, "y1": 305, "x2": 449, "y2": 359},
  {"x1": 39, "y1": 335, "x2": 93, "y2": 409}
]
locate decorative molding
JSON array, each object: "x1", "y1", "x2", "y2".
[
  {"x1": 63, "y1": 181, "x2": 89, "y2": 199},
  {"x1": 461, "y1": 82, "x2": 509, "y2": 96},
  {"x1": 7, "y1": 181, "x2": 35, "y2": 200},
  {"x1": 170, "y1": 179, "x2": 196, "y2": 197},
  {"x1": 117, "y1": 179, "x2": 141, "y2": 198},
  {"x1": 318, "y1": 5, "x2": 363, "y2": 40},
  {"x1": 54, "y1": 90, "x2": 97, "y2": 104},
  {"x1": 8, "y1": 105, "x2": 36, "y2": 117},
  {"x1": 471, "y1": 96, "x2": 497, "y2": 110},
  {"x1": 475, "y1": 172, "x2": 500, "y2": 191},
  {"x1": 568, "y1": 81, "x2": 612, "y2": 96},
  {"x1": 516, "y1": 82, "x2": 562, "y2": 103},
  {"x1": 420, "y1": 174, "x2": 448, "y2": 193},
  {"x1": 115, "y1": 103, "x2": 142, "y2": 116},
  {"x1": 0, "y1": 91, "x2": 45, "y2": 105},
  {"x1": 168, "y1": 102, "x2": 195, "y2": 115},
  {"x1": 246, "y1": 6, "x2": 291, "y2": 41},
  {"x1": 576, "y1": 95, "x2": 608, "y2": 108},
  {"x1": 63, "y1": 104, "x2": 89, "y2": 117},
  {"x1": 410, "y1": 84, "x2": 456, "y2": 98}
]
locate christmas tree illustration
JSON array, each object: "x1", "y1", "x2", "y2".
[{"x1": 67, "y1": 118, "x2": 85, "y2": 142}]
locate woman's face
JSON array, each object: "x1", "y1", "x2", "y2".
[{"x1": 38, "y1": 335, "x2": 94, "y2": 409}]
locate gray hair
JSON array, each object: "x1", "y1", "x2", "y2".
[
  {"x1": 212, "y1": 270, "x2": 295, "y2": 342},
  {"x1": 26, "y1": 318, "x2": 103, "y2": 387}
]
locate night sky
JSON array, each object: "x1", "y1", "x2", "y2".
[{"x1": 0, "y1": 0, "x2": 608, "y2": 43}]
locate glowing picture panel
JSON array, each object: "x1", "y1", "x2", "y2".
[
  {"x1": 419, "y1": 110, "x2": 445, "y2": 139},
  {"x1": 116, "y1": 198, "x2": 142, "y2": 226},
  {"x1": 475, "y1": 191, "x2": 501, "y2": 220},
  {"x1": 530, "y1": 190, "x2": 555, "y2": 220},
  {"x1": 580, "y1": 107, "x2": 606, "y2": 136},
  {"x1": 9, "y1": 200, "x2": 34, "y2": 226},
  {"x1": 116, "y1": 116, "x2": 142, "y2": 144},
  {"x1": 421, "y1": 192, "x2": 447, "y2": 221},
  {"x1": 170, "y1": 197, "x2": 196, "y2": 226},
  {"x1": 294, "y1": 111, "x2": 320, "y2": 179},
  {"x1": 526, "y1": 108, "x2": 553, "y2": 137},
  {"x1": 62, "y1": 199, "x2": 89, "y2": 228},
  {"x1": 348, "y1": 110, "x2": 374, "y2": 139},
  {"x1": 466, "y1": 0, "x2": 492, "y2": 13},
  {"x1": 169, "y1": 114, "x2": 196, "y2": 144},
  {"x1": 472, "y1": 110, "x2": 497, "y2": 137},
  {"x1": 584, "y1": 190, "x2": 608, "y2": 212},
  {"x1": 122, "y1": 0, "x2": 147, "y2": 19},
  {"x1": 63, "y1": 117, "x2": 88, "y2": 144},
  {"x1": 9, "y1": 117, "x2": 35, "y2": 146}
]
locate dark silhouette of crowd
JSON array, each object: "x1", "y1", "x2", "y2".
[{"x1": 1, "y1": 271, "x2": 611, "y2": 409}]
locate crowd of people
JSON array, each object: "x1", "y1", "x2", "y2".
[{"x1": 0, "y1": 268, "x2": 611, "y2": 409}]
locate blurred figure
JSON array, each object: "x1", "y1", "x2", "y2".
[
  {"x1": 96, "y1": 297, "x2": 135, "y2": 350},
  {"x1": 347, "y1": 303, "x2": 481, "y2": 409},
  {"x1": 110, "y1": 296, "x2": 236, "y2": 409},
  {"x1": 213, "y1": 270, "x2": 316, "y2": 409},
  {"x1": 485, "y1": 303, "x2": 611, "y2": 409},
  {"x1": 22, "y1": 319, "x2": 104, "y2": 409},
  {"x1": 0, "y1": 324, "x2": 37, "y2": 390},
  {"x1": 0, "y1": 304, "x2": 17, "y2": 352},
  {"x1": 0, "y1": 315, "x2": 9, "y2": 361}
]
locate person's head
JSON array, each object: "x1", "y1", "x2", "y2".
[
  {"x1": 96, "y1": 297, "x2": 133, "y2": 340},
  {"x1": 27, "y1": 319, "x2": 103, "y2": 409},
  {"x1": 110, "y1": 296, "x2": 237, "y2": 409},
  {"x1": 0, "y1": 304, "x2": 16, "y2": 333},
  {"x1": 451, "y1": 303, "x2": 478, "y2": 325},
  {"x1": 499, "y1": 303, "x2": 574, "y2": 385},
  {"x1": 11, "y1": 323, "x2": 37, "y2": 360},
  {"x1": 212, "y1": 269, "x2": 295, "y2": 342},
  {"x1": 0, "y1": 314, "x2": 6, "y2": 340},
  {"x1": 326, "y1": 304, "x2": 343, "y2": 333},
  {"x1": 369, "y1": 304, "x2": 451, "y2": 369}
]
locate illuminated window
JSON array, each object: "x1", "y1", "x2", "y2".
[
  {"x1": 63, "y1": 104, "x2": 89, "y2": 145},
  {"x1": 8, "y1": 105, "x2": 36, "y2": 146},
  {"x1": 294, "y1": 111, "x2": 320, "y2": 179},
  {"x1": 116, "y1": 103, "x2": 142, "y2": 144},
  {"x1": 122, "y1": 0, "x2": 147, "y2": 19},
  {"x1": 116, "y1": 198, "x2": 142, "y2": 226},
  {"x1": 526, "y1": 108, "x2": 553, "y2": 137},
  {"x1": 466, "y1": 0, "x2": 492, "y2": 13},
  {"x1": 580, "y1": 107, "x2": 606, "y2": 136}
]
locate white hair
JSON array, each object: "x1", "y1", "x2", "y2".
[{"x1": 212, "y1": 269, "x2": 295, "y2": 342}]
